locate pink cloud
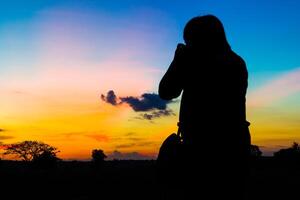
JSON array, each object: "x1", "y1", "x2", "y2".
[{"x1": 248, "y1": 67, "x2": 300, "y2": 107}]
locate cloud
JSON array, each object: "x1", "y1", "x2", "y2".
[
  {"x1": 101, "y1": 90, "x2": 176, "y2": 120},
  {"x1": 124, "y1": 132, "x2": 136, "y2": 136},
  {"x1": 86, "y1": 134, "x2": 109, "y2": 142},
  {"x1": 248, "y1": 67, "x2": 300, "y2": 107},
  {"x1": 127, "y1": 137, "x2": 143, "y2": 141},
  {"x1": 0, "y1": 128, "x2": 11, "y2": 141},
  {"x1": 115, "y1": 144, "x2": 135, "y2": 149},
  {"x1": 101, "y1": 90, "x2": 172, "y2": 111},
  {"x1": 107, "y1": 150, "x2": 155, "y2": 160},
  {"x1": 57, "y1": 132, "x2": 109, "y2": 143},
  {"x1": 140, "y1": 109, "x2": 175, "y2": 120},
  {"x1": 60, "y1": 131, "x2": 85, "y2": 138},
  {"x1": 101, "y1": 90, "x2": 118, "y2": 105},
  {"x1": 115, "y1": 141, "x2": 155, "y2": 149},
  {"x1": 0, "y1": 136, "x2": 14, "y2": 140},
  {"x1": 120, "y1": 93, "x2": 171, "y2": 111}
]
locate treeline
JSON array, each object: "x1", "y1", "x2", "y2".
[
  {"x1": 250, "y1": 142, "x2": 300, "y2": 160},
  {"x1": 0, "y1": 140, "x2": 107, "y2": 167},
  {"x1": 1, "y1": 140, "x2": 300, "y2": 165}
]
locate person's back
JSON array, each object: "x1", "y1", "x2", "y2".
[{"x1": 158, "y1": 15, "x2": 250, "y2": 199}]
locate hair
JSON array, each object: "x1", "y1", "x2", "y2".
[{"x1": 183, "y1": 15, "x2": 230, "y2": 52}]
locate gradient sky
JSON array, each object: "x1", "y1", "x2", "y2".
[{"x1": 1, "y1": 0, "x2": 300, "y2": 159}]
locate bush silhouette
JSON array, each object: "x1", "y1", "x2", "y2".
[
  {"x1": 91, "y1": 149, "x2": 107, "y2": 166},
  {"x1": 32, "y1": 149, "x2": 61, "y2": 168},
  {"x1": 250, "y1": 145, "x2": 262, "y2": 157}
]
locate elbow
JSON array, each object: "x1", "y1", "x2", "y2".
[
  {"x1": 159, "y1": 85, "x2": 172, "y2": 100},
  {"x1": 158, "y1": 86, "x2": 181, "y2": 100},
  {"x1": 158, "y1": 76, "x2": 182, "y2": 100},
  {"x1": 159, "y1": 92, "x2": 173, "y2": 101}
]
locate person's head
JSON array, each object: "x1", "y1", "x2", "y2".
[{"x1": 183, "y1": 15, "x2": 230, "y2": 52}]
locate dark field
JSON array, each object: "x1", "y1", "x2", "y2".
[{"x1": 1, "y1": 158, "x2": 299, "y2": 200}]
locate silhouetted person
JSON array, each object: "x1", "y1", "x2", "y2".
[{"x1": 159, "y1": 15, "x2": 251, "y2": 200}]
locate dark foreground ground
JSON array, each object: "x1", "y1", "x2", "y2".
[{"x1": 0, "y1": 157, "x2": 299, "y2": 200}]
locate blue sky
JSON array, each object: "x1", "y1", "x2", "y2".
[{"x1": 1, "y1": 0, "x2": 300, "y2": 87}]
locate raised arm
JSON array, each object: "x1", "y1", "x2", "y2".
[{"x1": 159, "y1": 44, "x2": 185, "y2": 100}]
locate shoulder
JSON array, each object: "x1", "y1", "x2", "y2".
[
  {"x1": 229, "y1": 50, "x2": 246, "y2": 67},
  {"x1": 228, "y1": 50, "x2": 247, "y2": 75}
]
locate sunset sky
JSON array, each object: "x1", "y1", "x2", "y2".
[{"x1": 1, "y1": 0, "x2": 300, "y2": 159}]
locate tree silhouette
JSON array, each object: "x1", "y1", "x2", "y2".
[
  {"x1": 250, "y1": 145, "x2": 262, "y2": 157},
  {"x1": 91, "y1": 149, "x2": 107, "y2": 165},
  {"x1": 3, "y1": 141, "x2": 60, "y2": 162}
]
